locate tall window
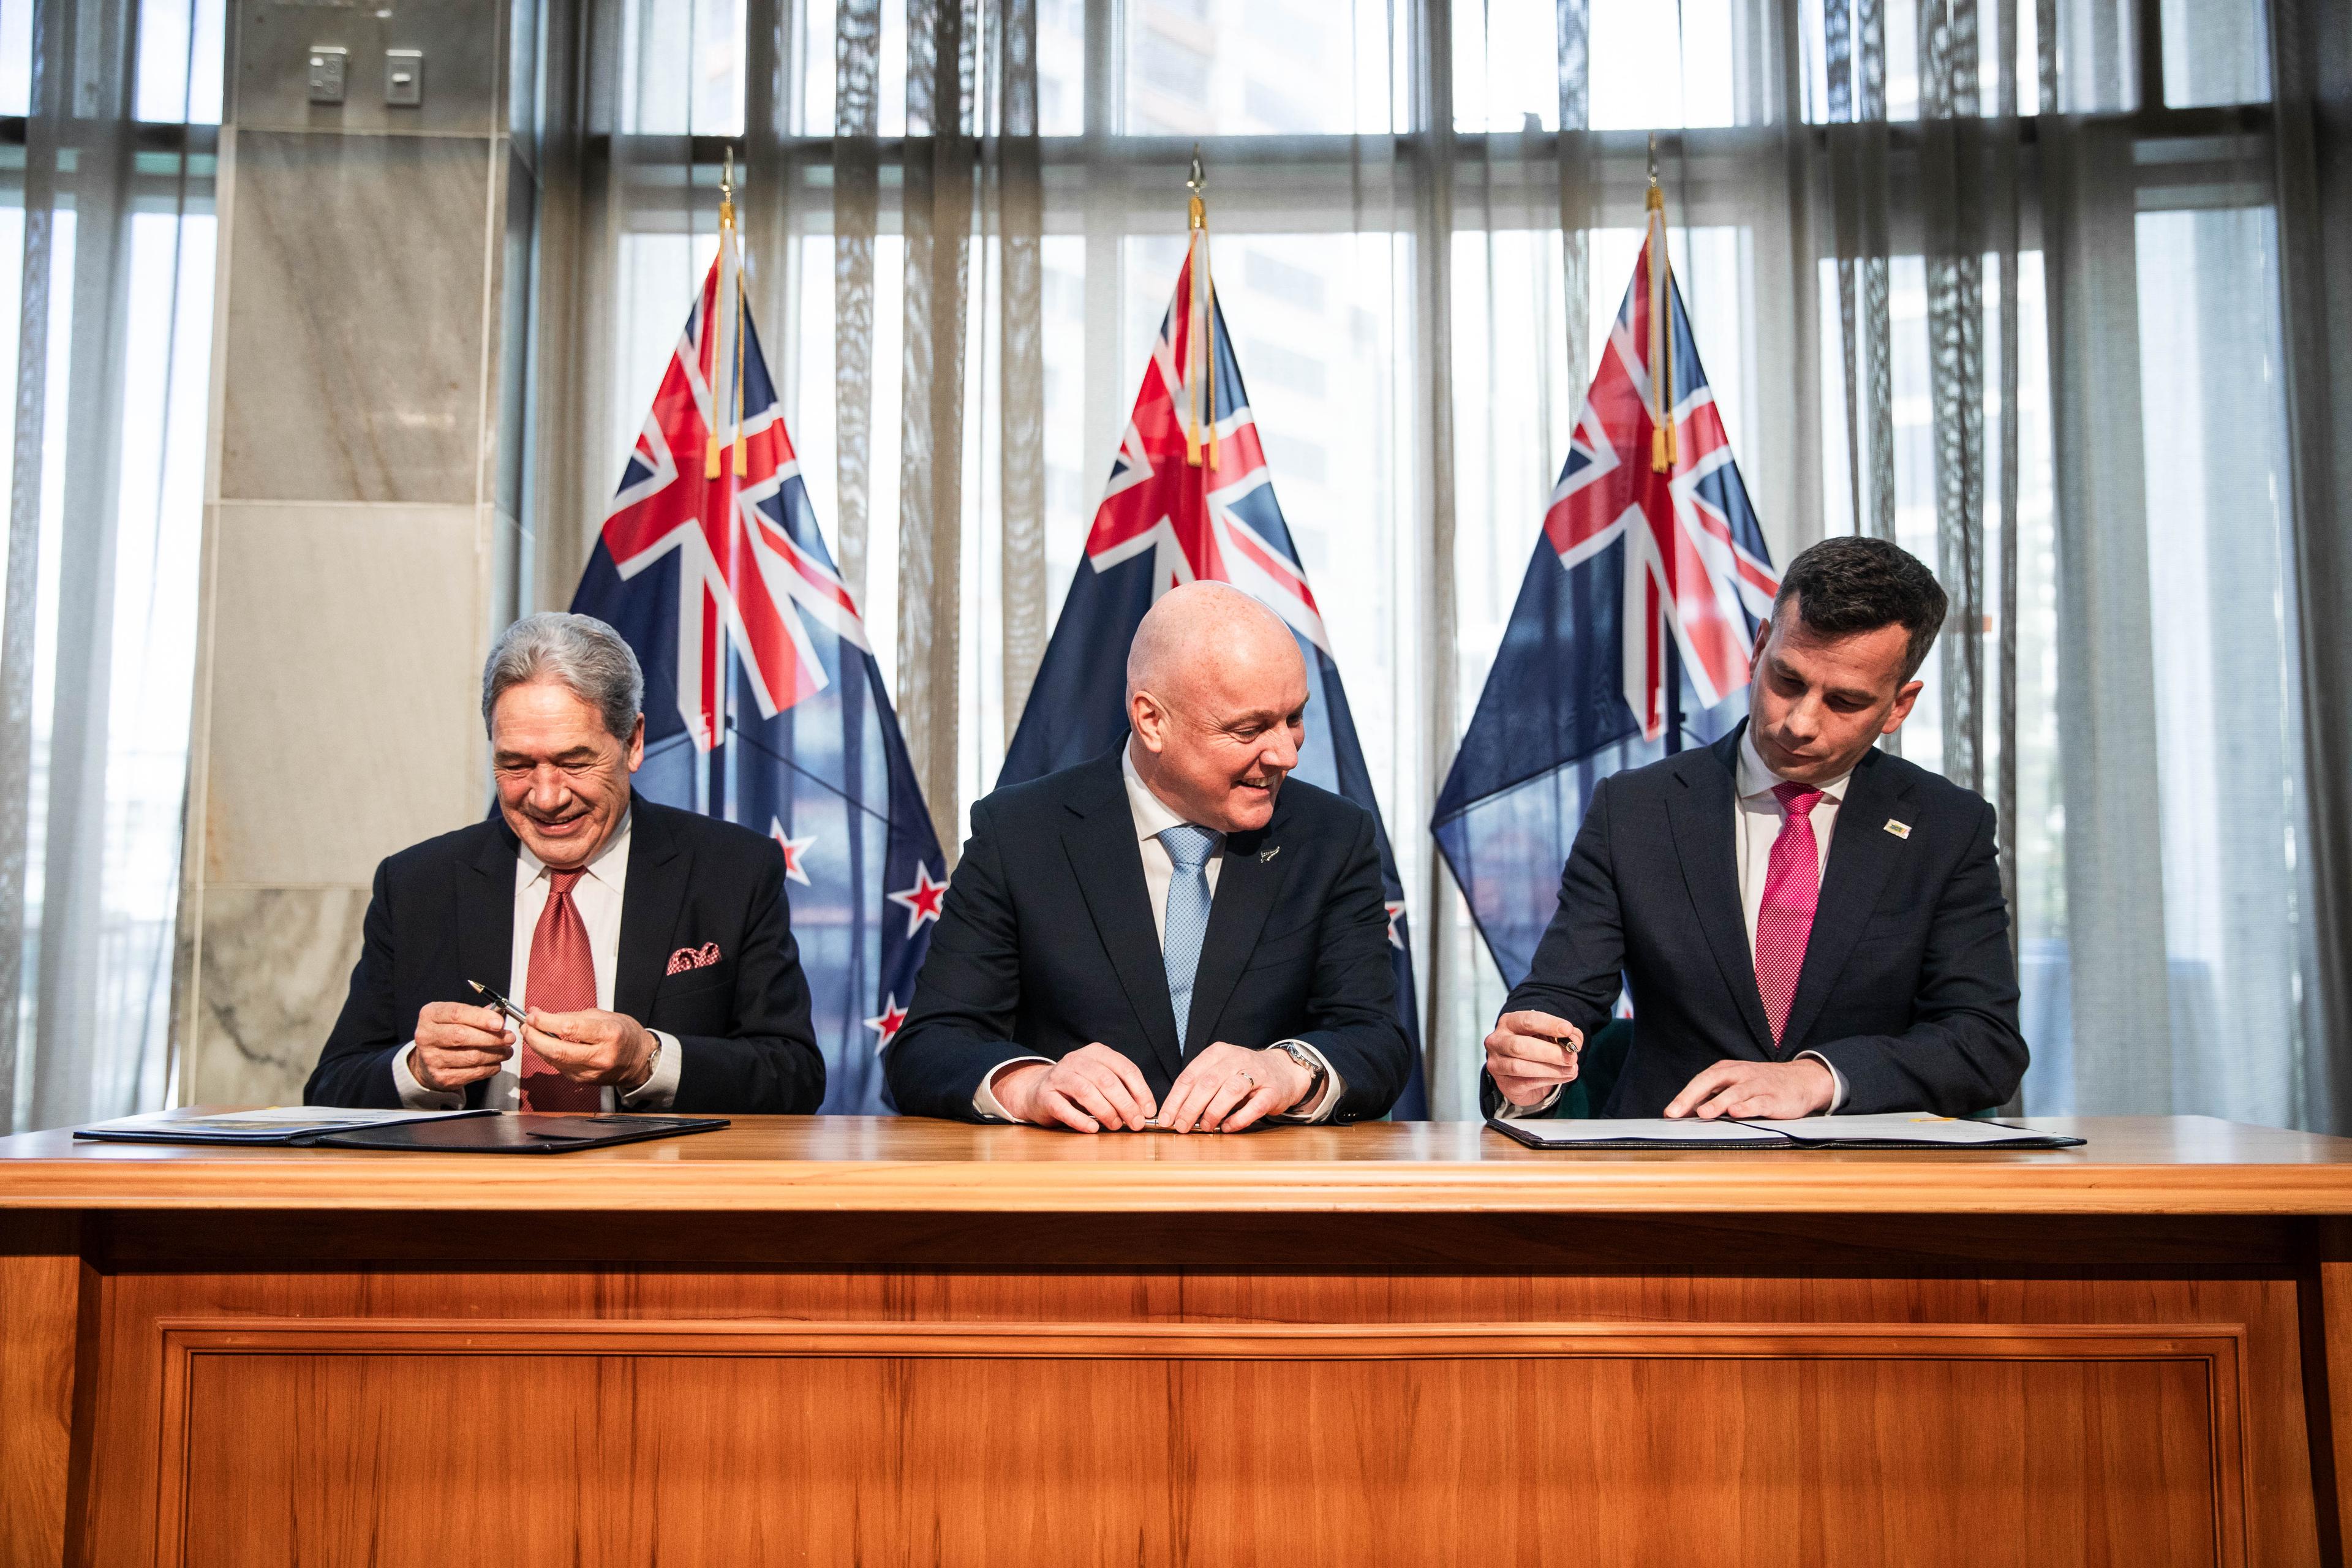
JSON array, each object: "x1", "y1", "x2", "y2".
[
  {"x1": 0, "y1": 0, "x2": 225, "y2": 1129},
  {"x1": 571, "y1": 0, "x2": 2316, "y2": 1124}
]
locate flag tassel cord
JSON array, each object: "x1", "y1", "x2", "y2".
[
  {"x1": 706, "y1": 152, "x2": 751, "y2": 483},
  {"x1": 1185, "y1": 146, "x2": 1218, "y2": 471},
  {"x1": 1646, "y1": 136, "x2": 1677, "y2": 475}
]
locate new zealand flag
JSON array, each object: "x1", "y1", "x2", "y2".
[
  {"x1": 999, "y1": 238, "x2": 1429, "y2": 1118},
  {"x1": 1433, "y1": 228, "x2": 1779, "y2": 988},
  {"x1": 573, "y1": 250, "x2": 947, "y2": 1112}
]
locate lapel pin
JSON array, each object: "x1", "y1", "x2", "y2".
[
  {"x1": 1257, "y1": 845, "x2": 1281, "y2": 865},
  {"x1": 1883, "y1": 818, "x2": 1911, "y2": 840}
]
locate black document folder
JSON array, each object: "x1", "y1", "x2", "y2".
[{"x1": 311, "y1": 1113, "x2": 729, "y2": 1153}]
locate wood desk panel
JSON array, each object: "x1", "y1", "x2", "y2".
[
  {"x1": 74, "y1": 1265, "x2": 2312, "y2": 1566},
  {"x1": 156, "y1": 1322, "x2": 2239, "y2": 1568},
  {"x1": 3, "y1": 1116, "x2": 2348, "y2": 1566}
]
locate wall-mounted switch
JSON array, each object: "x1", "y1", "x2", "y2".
[
  {"x1": 307, "y1": 46, "x2": 347, "y2": 105},
  {"x1": 385, "y1": 49, "x2": 423, "y2": 107}
]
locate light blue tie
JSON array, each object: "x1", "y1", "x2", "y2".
[{"x1": 1158, "y1": 823, "x2": 1221, "y2": 1052}]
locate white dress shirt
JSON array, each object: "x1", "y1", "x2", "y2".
[
  {"x1": 1499, "y1": 728, "x2": 1853, "y2": 1118},
  {"x1": 972, "y1": 748, "x2": 1346, "y2": 1123},
  {"x1": 393, "y1": 810, "x2": 684, "y2": 1111}
]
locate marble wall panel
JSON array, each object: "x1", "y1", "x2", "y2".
[
  {"x1": 186, "y1": 885, "x2": 371, "y2": 1105},
  {"x1": 232, "y1": 0, "x2": 509, "y2": 136},
  {"x1": 491, "y1": 139, "x2": 532, "y2": 520},
  {"x1": 219, "y1": 130, "x2": 492, "y2": 505},
  {"x1": 202, "y1": 502, "x2": 488, "y2": 889}
]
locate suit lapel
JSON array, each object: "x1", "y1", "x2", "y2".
[
  {"x1": 614, "y1": 797, "x2": 687, "y2": 1023},
  {"x1": 1060, "y1": 756, "x2": 1185, "y2": 1082},
  {"x1": 1668, "y1": 729, "x2": 1775, "y2": 1055},
  {"x1": 459, "y1": 822, "x2": 519, "y2": 998},
  {"x1": 1180, "y1": 807, "x2": 1287, "y2": 1057},
  {"x1": 1778, "y1": 750, "x2": 1913, "y2": 1051}
]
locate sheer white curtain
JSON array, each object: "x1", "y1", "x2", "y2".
[
  {"x1": 540, "y1": 0, "x2": 2333, "y2": 1126},
  {"x1": 0, "y1": 0, "x2": 222, "y2": 1131}
]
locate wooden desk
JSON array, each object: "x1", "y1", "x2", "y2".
[{"x1": 6, "y1": 1115, "x2": 2352, "y2": 1566}]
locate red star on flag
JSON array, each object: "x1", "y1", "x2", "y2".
[
  {"x1": 864, "y1": 993, "x2": 910, "y2": 1045},
  {"x1": 1384, "y1": 900, "x2": 1407, "y2": 952},
  {"x1": 888, "y1": 864, "x2": 949, "y2": 938},
  {"x1": 769, "y1": 819, "x2": 815, "y2": 887}
]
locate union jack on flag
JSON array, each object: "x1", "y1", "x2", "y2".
[
  {"x1": 1000, "y1": 241, "x2": 1428, "y2": 1118},
  {"x1": 1433, "y1": 227, "x2": 1780, "y2": 988},
  {"x1": 572, "y1": 248, "x2": 948, "y2": 1113},
  {"x1": 1547, "y1": 233, "x2": 1779, "y2": 741}
]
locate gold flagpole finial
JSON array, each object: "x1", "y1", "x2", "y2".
[{"x1": 1186, "y1": 143, "x2": 1207, "y2": 230}]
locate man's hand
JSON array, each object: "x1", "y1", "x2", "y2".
[
  {"x1": 1157, "y1": 1042, "x2": 1311, "y2": 1134},
  {"x1": 1664, "y1": 1058, "x2": 1836, "y2": 1121},
  {"x1": 992, "y1": 1043, "x2": 1158, "y2": 1133},
  {"x1": 1483, "y1": 1010, "x2": 1583, "y2": 1109},
  {"x1": 521, "y1": 1008, "x2": 658, "y2": 1091},
  {"x1": 411, "y1": 1002, "x2": 515, "y2": 1092}
]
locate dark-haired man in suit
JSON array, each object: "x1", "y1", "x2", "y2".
[
  {"x1": 888, "y1": 581, "x2": 1412, "y2": 1131},
  {"x1": 305, "y1": 611, "x2": 825, "y2": 1114},
  {"x1": 1485, "y1": 536, "x2": 2027, "y2": 1121}
]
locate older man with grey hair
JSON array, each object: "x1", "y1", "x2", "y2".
[{"x1": 306, "y1": 612, "x2": 824, "y2": 1113}]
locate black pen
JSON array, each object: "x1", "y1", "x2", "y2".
[{"x1": 467, "y1": 979, "x2": 530, "y2": 1030}]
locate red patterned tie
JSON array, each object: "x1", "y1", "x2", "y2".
[
  {"x1": 519, "y1": 868, "x2": 601, "y2": 1111},
  {"x1": 1754, "y1": 783, "x2": 1825, "y2": 1050}
]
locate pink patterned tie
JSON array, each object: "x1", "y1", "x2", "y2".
[
  {"x1": 519, "y1": 869, "x2": 601, "y2": 1111},
  {"x1": 1755, "y1": 783, "x2": 1825, "y2": 1050}
]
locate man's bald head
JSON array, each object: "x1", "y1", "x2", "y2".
[
  {"x1": 1126, "y1": 581, "x2": 1300, "y2": 706},
  {"x1": 1125, "y1": 582, "x2": 1310, "y2": 834}
]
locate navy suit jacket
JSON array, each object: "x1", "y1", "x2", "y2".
[
  {"x1": 1490, "y1": 723, "x2": 2027, "y2": 1118},
  {"x1": 887, "y1": 750, "x2": 1412, "y2": 1123},
  {"x1": 304, "y1": 795, "x2": 825, "y2": 1114}
]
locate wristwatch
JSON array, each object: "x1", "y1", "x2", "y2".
[
  {"x1": 1265, "y1": 1039, "x2": 1328, "y2": 1115},
  {"x1": 623, "y1": 1030, "x2": 663, "y2": 1097}
]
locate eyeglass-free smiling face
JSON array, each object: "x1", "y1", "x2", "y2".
[
  {"x1": 1125, "y1": 582, "x2": 1310, "y2": 835},
  {"x1": 489, "y1": 680, "x2": 644, "y2": 870}
]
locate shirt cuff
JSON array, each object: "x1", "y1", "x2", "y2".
[
  {"x1": 617, "y1": 1030, "x2": 684, "y2": 1110},
  {"x1": 392, "y1": 1042, "x2": 466, "y2": 1110},
  {"x1": 1795, "y1": 1050, "x2": 1848, "y2": 1114},
  {"x1": 1493, "y1": 1084, "x2": 1566, "y2": 1120},
  {"x1": 1268, "y1": 1041, "x2": 1346, "y2": 1123},
  {"x1": 973, "y1": 1056, "x2": 1053, "y2": 1122}
]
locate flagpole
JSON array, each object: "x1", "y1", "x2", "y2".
[
  {"x1": 1648, "y1": 134, "x2": 1684, "y2": 753},
  {"x1": 1184, "y1": 146, "x2": 1218, "y2": 470},
  {"x1": 713, "y1": 152, "x2": 742, "y2": 818},
  {"x1": 1646, "y1": 137, "x2": 1677, "y2": 475}
]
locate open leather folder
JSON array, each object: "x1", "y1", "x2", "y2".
[{"x1": 1485, "y1": 1113, "x2": 2084, "y2": 1151}]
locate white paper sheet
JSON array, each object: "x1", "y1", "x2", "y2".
[
  {"x1": 1740, "y1": 1114, "x2": 2067, "y2": 1145},
  {"x1": 77, "y1": 1106, "x2": 483, "y2": 1140}
]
